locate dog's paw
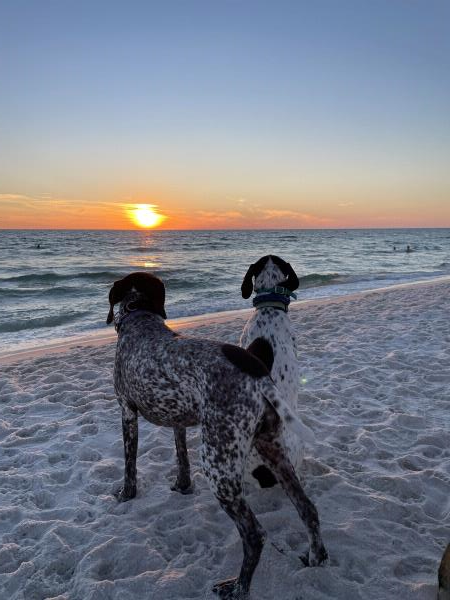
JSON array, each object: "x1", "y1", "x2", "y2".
[
  {"x1": 212, "y1": 577, "x2": 247, "y2": 599},
  {"x1": 170, "y1": 480, "x2": 194, "y2": 495},
  {"x1": 114, "y1": 485, "x2": 136, "y2": 502}
]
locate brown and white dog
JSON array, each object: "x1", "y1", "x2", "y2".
[{"x1": 107, "y1": 272, "x2": 327, "y2": 599}]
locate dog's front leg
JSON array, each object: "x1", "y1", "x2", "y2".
[
  {"x1": 115, "y1": 403, "x2": 138, "y2": 502},
  {"x1": 171, "y1": 426, "x2": 194, "y2": 494}
]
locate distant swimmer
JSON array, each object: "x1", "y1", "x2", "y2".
[
  {"x1": 406, "y1": 245, "x2": 412, "y2": 253},
  {"x1": 36, "y1": 243, "x2": 41, "y2": 249},
  {"x1": 393, "y1": 246, "x2": 396, "y2": 251}
]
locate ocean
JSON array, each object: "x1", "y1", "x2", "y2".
[{"x1": 1, "y1": 228, "x2": 449, "y2": 352}]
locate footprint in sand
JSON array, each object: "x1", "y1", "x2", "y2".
[
  {"x1": 32, "y1": 489, "x2": 56, "y2": 509},
  {"x1": 50, "y1": 469, "x2": 72, "y2": 485},
  {"x1": 393, "y1": 555, "x2": 437, "y2": 580},
  {"x1": 77, "y1": 446, "x2": 102, "y2": 462},
  {"x1": 80, "y1": 539, "x2": 166, "y2": 581},
  {"x1": 48, "y1": 451, "x2": 70, "y2": 465},
  {"x1": 79, "y1": 424, "x2": 99, "y2": 435},
  {"x1": 5, "y1": 422, "x2": 59, "y2": 446},
  {"x1": 88, "y1": 460, "x2": 121, "y2": 482},
  {"x1": 0, "y1": 543, "x2": 26, "y2": 575}
]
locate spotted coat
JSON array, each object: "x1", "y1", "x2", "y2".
[
  {"x1": 240, "y1": 256, "x2": 313, "y2": 487},
  {"x1": 108, "y1": 272, "x2": 327, "y2": 599}
]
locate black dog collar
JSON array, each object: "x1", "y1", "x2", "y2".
[{"x1": 253, "y1": 291, "x2": 291, "y2": 312}]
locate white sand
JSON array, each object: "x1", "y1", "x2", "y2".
[{"x1": 1, "y1": 280, "x2": 449, "y2": 599}]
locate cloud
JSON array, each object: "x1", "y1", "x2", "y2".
[
  {"x1": 0, "y1": 192, "x2": 129, "y2": 228},
  {"x1": 0, "y1": 193, "x2": 57, "y2": 213},
  {"x1": 196, "y1": 210, "x2": 243, "y2": 221},
  {"x1": 0, "y1": 193, "x2": 55, "y2": 203},
  {"x1": 185, "y1": 203, "x2": 335, "y2": 228},
  {"x1": 260, "y1": 209, "x2": 331, "y2": 224},
  {"x1": 0, "y1": 194, "x2": 31, "y2": 200},
  {"x1": 1, "y1": 191, "x2": 335, "y2": 229}
]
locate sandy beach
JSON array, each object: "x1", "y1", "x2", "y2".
[{"x1": 1, "y1": 279, "x2": 449, "y2": 600}]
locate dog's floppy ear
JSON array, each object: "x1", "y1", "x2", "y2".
[
  {"x1": 271, "y1": 256, "x2": 299, "y2": 292},
  {"x1": 282, "y1": 263, "x2": 299, "y2": 291},
  {"x1": 106, "y1": 272, "x2": 167, "y2": 324},
  {"x1": 106, "y1": 303, "x2": 115, "y2": 325},
  {"x1": 106, "y1": 280, "x2": 123, "y2": 324},
  {"x1": 241, "y1": 264, "x2": 255, "y2": 299},
  {"x1": 132, "y1": 272, "x2": 167, "y2": 319}
]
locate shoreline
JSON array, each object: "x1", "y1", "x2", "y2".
[{"x1": 1, "y1": 273, "x2": 450, "y2": 366}]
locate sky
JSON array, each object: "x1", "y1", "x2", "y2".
[{"x1": 1, "y1": 0, "x2": 449, "y2": 229}]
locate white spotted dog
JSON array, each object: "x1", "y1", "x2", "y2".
[
  {"x1": 107, "y1": 272, "x2": 327, "y2": 600},
  {"x1": 240, "y1": 255, "x2": 313, "y2": 489}
]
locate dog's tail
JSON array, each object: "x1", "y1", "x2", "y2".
[
  {"x1": 261, "y1": 382, "x2": 316, "y2": 447},
  {"x1": 246, "y1": 337, "x2": 274, "y2": 372}
]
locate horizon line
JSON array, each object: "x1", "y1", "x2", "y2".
[{"x1": 1, "y1": 226, "x2": 450, "y2": 232}]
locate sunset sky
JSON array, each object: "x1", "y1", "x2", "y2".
[{"x1": 1, "y1": 0, "x2": 449, "y2": 229}]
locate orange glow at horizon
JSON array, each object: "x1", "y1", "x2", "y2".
[
  {"x1": 1, "y1": 193, "x2": 450, "y2": 230},
  {"x1": 125, "y1": 204, "x2": 167, "y2": 229}
]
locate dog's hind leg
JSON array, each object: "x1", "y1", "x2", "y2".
[
  {"x1": 115, "y1": 401, "x2": 138, "y2": 502},
  {"x1": 212, "y1": 495, "x2": 266, "y2": 599},
  {"x1": 254, "y1": 404, "x2": 328, "y2": 567},
  {"x1": 201, "y1": 423, "x2": 265, "y2": 599},
  {"x1": 171, "y1": 425, "x2": 194, "y2": 494}
]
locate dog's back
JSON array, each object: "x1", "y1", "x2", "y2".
[
  {"x1": 240, "y1": 255, "x2": 299, "y2": 408},
  {"x1": 241, "y1": 307, "x2": 298, "y2": 406}
]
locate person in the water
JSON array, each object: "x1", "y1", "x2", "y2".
[{"x1": 406, "y1": 245, "x2": 412, "y2": 253}]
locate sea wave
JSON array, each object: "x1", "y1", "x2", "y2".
[
  {"x1": 178, "y1": 242, "x2": 232, "y2": 250},
  {"x1": 0, "y1": 285, "x2": 85, "y2": 298},
  {"x1": 298, "y1": 273, "x2": 340, "y2": 288},
  {"x1": 129, "y1": 246, "x2": 162, "y2": 253},
  {"x1": 0, "y1": 311, "x2": 90, "y2": 333},
  {"x1": 298, "y1": 269, "x2": 450, "y2": 291},
  {"x1": 0, "y1": 271, "x2": 125, "y2": 286}
]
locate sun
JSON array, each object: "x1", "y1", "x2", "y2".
[{"x1": 126, "y1": 204, "x2": 167, "y2": 228}]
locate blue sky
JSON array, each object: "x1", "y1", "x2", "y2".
[{"x1": 1, "y1": 0, "x2": 449, "y2": 228}]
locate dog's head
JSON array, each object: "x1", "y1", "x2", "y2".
[
  {"x1": 241, "y1": 255, "x2": 299, "y2": 299},
  {"x1": 106, "y1": 271, "x2": 167, "y2": 325}
]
